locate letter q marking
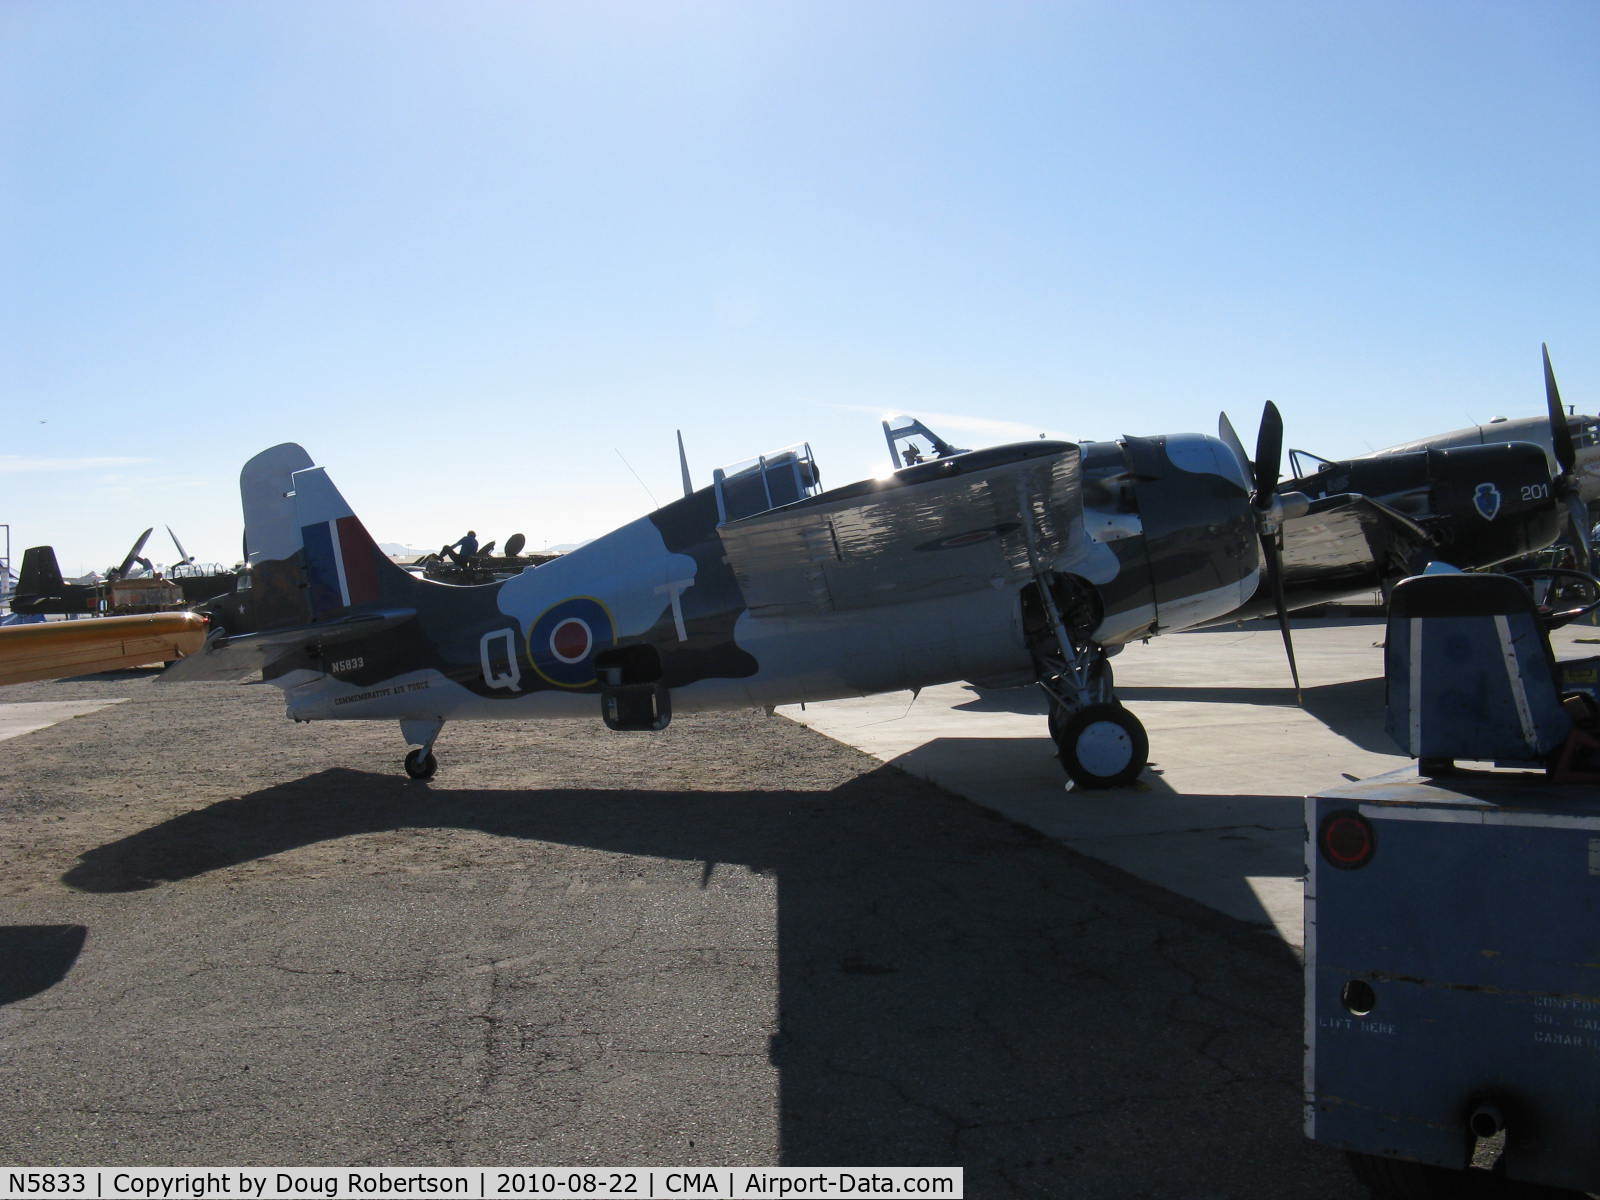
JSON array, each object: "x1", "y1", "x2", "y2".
[{"x1": 480, "y1": 627, "x2": 522, "y2": 691}]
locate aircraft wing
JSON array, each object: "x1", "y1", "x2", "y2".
[
  {"x1": 159, "y1": 608, "x2": 417, "y2": 681},
  {"x1": 718, "y1": 442, "x2": 1083, "y2": 615},
  {"x1": 0, "y1": 612, "x2": 207, "y2": 687}
]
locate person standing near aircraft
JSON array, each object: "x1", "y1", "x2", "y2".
[{"x1": 441, "y1": 530, "x2": 478, "y2": 565}]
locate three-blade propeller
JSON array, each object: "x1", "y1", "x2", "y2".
[
  {"x1": 1216, "y1": 345, "x2": 1590, "y2": 706},
  {"x1": 1543, "y1": 343, "x2": 1591, "y2": 572},
  {"x1": 1220, "y1": 403, "x2": 1302, "y2": 703}
]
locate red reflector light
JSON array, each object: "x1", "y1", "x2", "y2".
[{"x1": 1319, "y1": 810, "x2": 1376, "y2": 870}]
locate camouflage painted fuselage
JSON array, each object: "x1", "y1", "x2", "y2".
[{"x1": 245, "y1": 434, "x2": 1262, "y2": 727}]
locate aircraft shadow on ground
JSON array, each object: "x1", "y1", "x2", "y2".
[
  {"x1": 954, "y1": 675, "x2": 1398, "y2": 758},
  {"x1": 60, "y1": 767, "x2": 1326, "y2": 1190},
  {"x1": 0, "y1": 924, "x2": 88, "y2": 1005},
  {"x1": 885, "y1": 736, "x2": 1308, "y2": 920}
]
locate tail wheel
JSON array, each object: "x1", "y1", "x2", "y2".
[
  {"x1": 1050, "y1": 703, "x2": 1148, "y2": 789},
  {"x1": 404, "y1": 749, "x2": 438, "y2": 781}
]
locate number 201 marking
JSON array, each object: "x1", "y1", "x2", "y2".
[{"x1": 1522, "y1": 483, "x2": 1550, "y2": 501}]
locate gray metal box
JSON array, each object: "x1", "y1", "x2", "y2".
[{"x1": 1305, "y1": 767, "x2": 1600, "y2": 1193}]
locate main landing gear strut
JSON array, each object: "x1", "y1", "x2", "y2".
[
  {"x1": 401, "y1": 717, "x2": 443, "y2": 781},
  {"x1": 1010, "y1": 471, "x2": 1148, "y2": 789},
  {"x1": 1026, "y1": 576, "x2": 1149, "y2": 790}
]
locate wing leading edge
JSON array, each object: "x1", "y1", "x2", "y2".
[{"x1": 718, "y1": 441, "x2": 1084, "y2": 616}]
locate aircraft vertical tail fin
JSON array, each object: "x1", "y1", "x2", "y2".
[
  {"x1": 291, "y1": 465, "x2": 412, "y2": 620},
  {"x1": 16, "y1": 546, "x2": 66, "y2": 599},
  {"x1": 237, "y1": 443, "x2": 418, "y2": 633},
  {"x1": 238, "y1": 444, "x2": 317, "y2": 632}
]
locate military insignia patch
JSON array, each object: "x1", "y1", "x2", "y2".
[
  {"x1": 1473, "y1": 482, "x2": 1502, "y2": 521},
  {"x1": 528, "y1": 596, "x2": 615, "y2": 688}
]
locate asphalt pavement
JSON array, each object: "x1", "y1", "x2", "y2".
[
  {"x1": 0, "y1": 663, "x2": 1368, "y2": 1196},
  {"x1": 786, "y1": 616, "x2": 1600, "y2": 948}
]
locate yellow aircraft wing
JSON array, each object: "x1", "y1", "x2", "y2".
[{"x1": 0, "y1": 612, "x2": 207, "y2": 686}]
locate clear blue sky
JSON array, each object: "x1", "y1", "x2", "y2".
[{"x1": 4, "y1": 1, "x2": 1596, "y2": 573}]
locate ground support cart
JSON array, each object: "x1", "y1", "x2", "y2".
[{"x1": 1306, "y1": 767, "x2": 1600, "y2": 1197}]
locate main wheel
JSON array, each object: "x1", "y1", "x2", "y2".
[
  {"x1": 1051, "y1": 703, "x2": 1148, "y2": 789},
  {"x1": 404, "y1": 749, "x2": 438, "y2": 781}
]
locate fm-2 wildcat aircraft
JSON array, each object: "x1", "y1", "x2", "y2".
[{"x1": 167, "y1": 379, "x2": 1575, "y2": 789}]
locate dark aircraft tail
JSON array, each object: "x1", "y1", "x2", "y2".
[{"x1": 16, "y1": 545, "x2": 66, "y2": 601}]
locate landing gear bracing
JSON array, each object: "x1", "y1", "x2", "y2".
[{"x1": 1024, "y1": 573, "x2": 1150, "y2": 790}]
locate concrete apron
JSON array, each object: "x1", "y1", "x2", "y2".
[
  {"x1": 782, "y1": 619, "x2": 1420, "y2": 950},
  {"x1": 0, "y1": 698, "x2": 128, "y2": 744}
]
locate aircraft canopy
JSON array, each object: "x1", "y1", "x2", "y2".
[{"x1": 713, "y1": 444, "x2": 821, "y2": 524}]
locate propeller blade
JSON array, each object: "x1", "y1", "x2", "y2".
[
  {"x1": 1568, "y1": 492, "x2": 1593, "y2": 573},
  {"x1": 1544, "y1": 343, "x2": 1576, "y2": 476},
  {"x1": 167, "y1": 525, "x2": 192, "y2": 564},
  {"x1": 1253, "y1": 401, "x2": 1284, "y2": 507},
  {"x1": 1260, "y1": 530, "x2": 1302, "y2": 703},
  {"x1": 1218, "y1": 412, "x2": 1251, "y2": 480},
  {"x1": 116, "y1": 527, "x2": 154, "y2": 577}
]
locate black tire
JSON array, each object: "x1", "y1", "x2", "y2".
[
  {"x1": 1051, "y1": 702, "x2": 1148, "y2": 789},
  {"x1": 404, "y1": 749, "x2": 438, "y2": 781}
]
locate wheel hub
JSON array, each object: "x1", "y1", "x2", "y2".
[{"x1": 1075, "y1": 719, "x2": 1134, "y2": 776}]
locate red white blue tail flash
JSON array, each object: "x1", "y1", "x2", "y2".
[{"x1": 293, "y1": 466, "x2": 384, "y2": 617}]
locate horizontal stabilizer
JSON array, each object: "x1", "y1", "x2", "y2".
[{"x1": 160, "y1": 608, "x2": 416, "y2": 682}]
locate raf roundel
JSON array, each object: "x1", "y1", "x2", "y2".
[
  {"x1": 550, "y1": 618, "x2": 591, "y2": 662},
  {"x1": 529, "y1": 597, "x2": 615, "y2": 688}
]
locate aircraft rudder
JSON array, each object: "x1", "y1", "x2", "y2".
[{"x1": 291, "y1": 465, "x2": 414, "y2": 618}]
